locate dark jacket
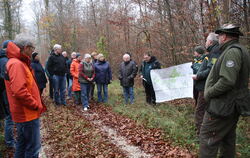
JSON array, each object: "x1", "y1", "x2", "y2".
[
  {"x1": 140, "y1": 56, "x2": 161, "y2": 85},
  {"x1": 94, "y1": 60, "x2": 112, "y2": 84},
  {"x1": 31, "y1": 60, "x2": 47, "y2": 90},
  {"x1": 191, "y1": 54, "x2": 206, "y2": 74},
  {"x1": 66, "y1": 58, "x2": 73, "y2": 79},
  {"x1": 46, "y1": 53, "x2": 67, "y2": 76},
  {"x1": 0, "y1": 49, "x2": 9, "y2": 118},
  {"x1": 119, "y1": 60, "x2": 137, "y2": 87},
  {"x1": 205, "y1": 40, "x2": 250, "y2": 117},
  {"x1": 195, "y1": 43, "x2": 221, "y2": 91}
]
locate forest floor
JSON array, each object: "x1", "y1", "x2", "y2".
[{"x1": 0, "y1": 80, "x2": 249, "y2": 158}]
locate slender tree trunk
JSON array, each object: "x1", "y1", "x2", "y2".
[
  {"x1": 3, "y1": 0, "x2": 13, "y2": 39},
  {"x1": 164, "y1": 0, "x2": 177, "y2": 65}
]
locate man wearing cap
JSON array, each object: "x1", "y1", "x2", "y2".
[{"x1": 199, "y1": 24, "x2": 250, "y2": 158}]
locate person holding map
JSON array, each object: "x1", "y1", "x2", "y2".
[
  {"x1": 199, "y1": 24, "x2": 250, "y2": 158},
  {"x1": 191, "y1": 46, "x2": 206, "y2": 107},
  {"x1": 140, "y1": 52, "x2": 161, "y2": 105}
]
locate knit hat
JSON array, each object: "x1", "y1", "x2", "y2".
[
  {"x1": 84, "y1": 53, "x2": 91, "y2": 59},
  {"x1": 2, "y1": 40, "x2": 12, "y2": 49},
  {"x1": 97, "y1": 53, "x2": 104, "y2": 60},
  {"x1": 194, "y1": 46, "x2": 206, "y2": 54},
  {"x1": 76, "y1": 53, "x2": 81, "y2": 58},
  {"x1": 32, "y1": 52, "x2": 38, "y2": 60}
]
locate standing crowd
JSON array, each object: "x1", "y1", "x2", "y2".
[{"x1": 0, "y1": 23, "x2": 249, "y2": 158}]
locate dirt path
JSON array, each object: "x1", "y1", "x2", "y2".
[{"x1": 41, "y1": 98, "x2": 195, "y2": 157}]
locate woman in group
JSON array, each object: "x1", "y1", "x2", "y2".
[
  {"x1": 31, "y1": 52, "x2": 47, "y2": 95},
  {"x1": 70, "y1": 53, "x2": 82, "y2": 105},
  {"x1": 78, "y1": 54, "x2": 95, "y2": 111},
  {"x1": 94, "y1": 54, "x2": 112, "y2": 103}
]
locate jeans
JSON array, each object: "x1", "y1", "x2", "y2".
[
  {"x1": 15, "y1": 119, "x2": 41, "y2": 158},
  {"x1": 48, "y1": 76, "x2": 54, "y2": 99},
  {"x1": 80, "y1": 83, "x2": 90, "y2": 108},
  {"x1": 97, "y1": 84, "x2": 108, "y2": 103},
  {"x1": 4, "y1": 114, "x2": 15, "y2": 147},
  {"x1": 123, "y1": 86, "x2": 134, "y2": 104},
  {"x1": 68, "y1": 79, "x2": 73, "y2": 98},
  {"x1": 73, "y1": 91, "x2": 81, "y2": 104},
  {"x1": 53, "y1": 75, "x2": 66, "y2": 105},
  {"x1": 89, "y1": 83, "x2": 95, "y2": 100}
]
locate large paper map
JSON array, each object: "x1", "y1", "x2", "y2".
[{"x1": 151, "y1": 62, "x2": 193, "y2": 102}]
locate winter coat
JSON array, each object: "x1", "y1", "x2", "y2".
[
  {"x1": 0, "y1": 49, "x2": 9, "y2": 118},
  {"x1": 4, "y1": 42, "x2": 46, "y2": 123},
  {"x1": 66, "y1": 59, "x2": 73, "y2": 79},
  {"x1": 78, "y1": 61, "x2": 95, "y2": 84},
  {"x1": 46, "y1": 53, "x2": 67, "y2": 76},
  {"x1": 31, "y1": 60, "x2": 47, "y2": 90},
  {"x1": 140, "y1": 56, "x2": 161, "y2": 85},
  {"x1": 195, "y1": 43, "x2": 221, "y2": 91},
  {"x1": 94, "y1": 60, "x2": 112, "y2": 84},
  {"x1": 70, "y1": 59, "x2": 81, "y2": 91},
  {"x1": 119, "y1": 60, "x2": 137, "y2": 87},
  {"x1": 191, "y1": 54, "x2": 206, "y2": 74}
]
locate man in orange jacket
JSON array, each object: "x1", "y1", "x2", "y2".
[{"x1": 4, "y1": 34, "x2": 46, "y2": 158}]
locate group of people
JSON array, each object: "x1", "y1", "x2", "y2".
[
  {"x1": 45, "y1": 45, "x2": 113, "y2": 111},
  {"x1": 191, "y1": 24, "x2": 250, "y2": 158},
  {"x1": 0, "y1": 23, "x2": 249, "y2": 158}
]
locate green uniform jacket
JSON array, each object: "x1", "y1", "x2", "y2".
[
  {"x1": 204, "y1": 39, "x2": 250, "y2": 117},
  {"x1": 196, "y1": 43, "x2": 221, "y2": 91}
]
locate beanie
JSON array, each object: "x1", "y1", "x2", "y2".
[
  {"x1": 194, "y1": 46, "x2": 206, "y2": 54},
  {"x1": 32, "y1": 52, "x2": 38, "y2": 60}
]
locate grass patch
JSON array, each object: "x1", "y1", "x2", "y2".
[{"x1": 107, "y1": 80, "x2": 250, "y2": 157}]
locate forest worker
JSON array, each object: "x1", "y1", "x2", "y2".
[
  {"x1": 140, "y1": 52, "x2": 161, "y2": 105},
  {"x1": 199, "y1": 24, "x2": 250, "y2": 158},
  {"x1": 191, "y1": 46, "x2": 206, "y2": 107}
]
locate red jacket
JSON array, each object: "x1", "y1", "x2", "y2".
[
  {"x1": 70, "y1": 59, "x2": 81, "y2": 91},
  {"x1": 4, "y1": 42, "x2": 46, "y2": 123}
]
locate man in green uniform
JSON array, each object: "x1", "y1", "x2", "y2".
[{"x1": 199, "y1": 24, "x2": 250, "y2": 158}]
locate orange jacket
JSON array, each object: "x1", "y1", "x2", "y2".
[
  {"x1": 4, "y1": 42, "x2": 46, "y2": 123},
  {"x1": 70, "y1": 59, "x2": 81, "y2": 91}
]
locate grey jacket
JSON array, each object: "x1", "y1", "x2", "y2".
[{"x1": 119, "y1": 60, "x2": 138, "y2": 87}]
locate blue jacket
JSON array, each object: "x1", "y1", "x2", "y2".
[
  {"x1": 94, "y1": 60, "x2": 112, "y2": 84},
  {"x1": 31, "y1": 60, "x2": 47, "y2": 90}
]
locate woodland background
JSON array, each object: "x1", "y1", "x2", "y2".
[{"x1": 0, "y1": 0, "x2": 250, "y2": 74}]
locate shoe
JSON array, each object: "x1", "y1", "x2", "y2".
[{"x1": 84, "y1": 107, "x2": 88, "y2": 111}]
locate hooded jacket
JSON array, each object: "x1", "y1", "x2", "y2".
[
  {"x1": 4, "y1": 42, "x2": 46, "y2": 123},
  {"x1": 70, "y1": 59, "x2": 81, "y2": 91}
]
